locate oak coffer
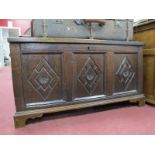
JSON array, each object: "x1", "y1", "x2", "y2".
[
  {"x1": 134, "y1": 19, "x2": 155, "y2": 104},
  {"x1": 8, "y1": 37, "x2": 144, "y2": 128}
]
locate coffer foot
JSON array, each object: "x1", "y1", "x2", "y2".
[
  {"x1": 14, "y1": 113, "x2": 43, "y2": 128},
  {"x1": 129, "y1": 95, "x2": 145, "y2": 106},
  {"x1": 138, "y1": 100, "x2": 145, "y2": 106}
]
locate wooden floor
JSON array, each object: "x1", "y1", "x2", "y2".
[{"x1": 0, "y1": 66, "x2": 155, "y2": 135}]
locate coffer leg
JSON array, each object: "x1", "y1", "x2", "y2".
[
  {"x1": 138, "y1": 100, "x2": 145, "y2": 106},
  {"x1": 14, "y1": 113, "x2": 43, "y2": 128},
  {"x1": 14, "y1": 116, "x2": 27, "y2": 128},
  {"x1": 129, "y1": 96, "x2": 145, "y2": 106}
]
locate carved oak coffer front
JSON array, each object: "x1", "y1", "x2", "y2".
[{"x1": 8, "y1": 37, "x2": 144, "y2": 128}]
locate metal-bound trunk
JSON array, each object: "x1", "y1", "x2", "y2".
[
  {"x1": 31, "y1": 19, "x2": 91, "y2": 38},
  {"x1": 31, "y1": 19, "x2": 133, "y2": 41},
  {"x1": 90, "y1": 19, "x2": 133, "y2": 40}
]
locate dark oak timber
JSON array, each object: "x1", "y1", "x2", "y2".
[{"x1": 9, "y1": 37, "x2": 144, "y2": 128}]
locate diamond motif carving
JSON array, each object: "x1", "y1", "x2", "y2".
[
  {"x1": 116, "y1": 57, "x2": 135, "y2": 90},
  {"x1": 28, "y1": 57, "x2": 59, "y2": 100},
  {"x1": 78, "y1": 57, "x2": 102, "y2": 95}
]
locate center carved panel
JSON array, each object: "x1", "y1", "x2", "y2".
[
  {"x1": 28, "y1": 57, "x2": 59, "y2": 100},
  {"x1": 78, "y1": 57, "x2": 102, "y2": 95},
  {"x1": 116, "y1": 57, "x2": 135, "y2": 90}
]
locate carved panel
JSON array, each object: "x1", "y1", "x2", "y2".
[
  {"x1": 78, "y1": 57, "x2": 102, "y2": 95},
  {"x1": 28, "y1": 57, "x2": 59, "y2": 100},
  {"x1": 116, "y1": 57, "x2": 135, "y2": 90}
]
